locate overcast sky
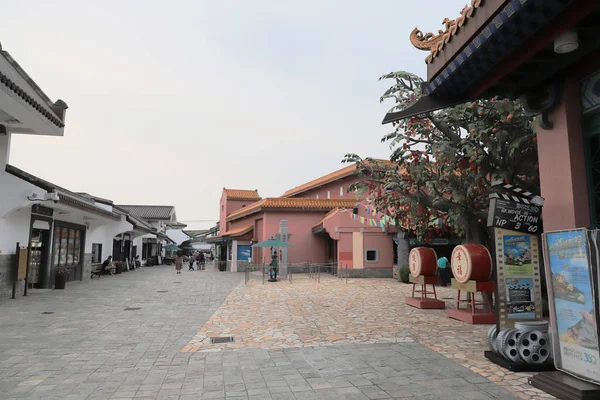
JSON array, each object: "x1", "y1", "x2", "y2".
[{"x1": 2, "y1": 0, "x2": 463, "y2": 230}]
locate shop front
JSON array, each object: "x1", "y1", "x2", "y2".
[
  {"x1": 51, "y1": 221, "x2": 85, "y2": 283},
  {"x1": 28, "y1": 204, "x2": 53, "y2": 289},
  {"x1": 27, "y1": 204, "x2": 86, "y2": 287}
]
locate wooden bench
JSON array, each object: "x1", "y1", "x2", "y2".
[{"x1": 90, "y1": 263, "x2": 111, "y2": 278}]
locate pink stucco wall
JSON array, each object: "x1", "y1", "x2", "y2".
[
  {"x1": 219, "y1": 191, "x2": 261, "y2": 234},
  {"x1": 363, "y1": 233, "x2": 394, "y2": 268},
  {"x1": 537, "y1": 78, "x2": 590, "y2": 231},
  {"x1": 320, "y1": 208, "x2": 394, "y2": 269},
  {"x1": 338, "y1": 232, "x2": 354, "y2": 268},
  {"x1": 263, "y1": 211, "x2": 329, "y2": 264},
  {"x1": 287, "y1": 176, "x2": 360, "y2": 200}
]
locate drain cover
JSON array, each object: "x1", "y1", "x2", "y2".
[
  {"x1": 124, "y1": 307, "x2": 141, "y2": 311},
  {"x1": 210, "y1": 337, "x2": 234, "y2": 344},
  {"x1": 42, "y1": 312, "x2": 54, "y2": 314},
  {"x1": 157, "y1": 290, "x2": 168, "y2": 293}
]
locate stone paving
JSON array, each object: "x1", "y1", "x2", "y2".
[
  {"x1": 183, "y1": 272, "x2": 554, "y2": 400},
  {"x1": 0, "y1": 265, "x2": 550, "y2": 399},
  {"x1": 0, "y1": 264, "x2": 241, "y2": 400}
]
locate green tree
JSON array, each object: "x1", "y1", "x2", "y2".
[{"x1": 345, "y1": 71, "x2": 539, "y2": 244}]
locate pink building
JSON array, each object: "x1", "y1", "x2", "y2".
[{"x1": 208, "y1": 163, "x2": 397, "y2": 277}]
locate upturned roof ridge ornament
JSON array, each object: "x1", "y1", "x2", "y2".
[{"x1": 409, "y1": 0, "x2": 483, "y2": 63}]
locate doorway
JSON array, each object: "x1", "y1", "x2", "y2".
[{"x1": 28, "y1": 228, "x2": 50, "y2": 289}]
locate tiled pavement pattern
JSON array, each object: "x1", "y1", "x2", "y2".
[
  {"x1": 0, "y1": 265, "x2": 240, "y2": 400},
  {"x1": 184, "y1": 273, "x2": 554, "y2": 400},
  {"x1": 0, "y1": 266, "x2": 541, "y2": 399}
]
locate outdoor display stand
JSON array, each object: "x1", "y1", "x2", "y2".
[
  {"x1": 405, "y1": 247, "x2": 445, "y2": 309},
  {"x1": 528, "y1": 229, "x2": 600, "y2": 399},
  {"x1": 483, "y1": 184, "x2": 556, "y2": 372},
  {"x1": 446, "y1": 244, "x2": 496, "y2": 324}
]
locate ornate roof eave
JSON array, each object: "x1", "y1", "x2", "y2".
[{"x1": 410, "y1": 0, "x2": 484, "y2": 64}]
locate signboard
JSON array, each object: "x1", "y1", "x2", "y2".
[
  {"x1": 31, "y1": 204, "x2": 53, "y2": 217},
  {"x1": 494, "y1": 228, "x2": 543, "y2": 328},
  {"x1": 17, "y1": 248, "x2": 28, "y2": 279},
  {"x1": 543, "y1": 229, "x2": 600, "y2": 384},
  {"x1": 237, "y1": 245, "x2": 251, "y2": 262},
  {"x1": 487, "y1": 197, "x2": 542, "y2": 234}
]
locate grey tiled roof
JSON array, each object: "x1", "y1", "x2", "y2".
[{"x1": 117, "y1": 205, "x2": 174, "y2": 220}]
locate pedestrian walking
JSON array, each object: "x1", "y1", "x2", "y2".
[
  {"x1": 198, "y1": 252, "x2": 205, "y2": 270},
  {"x1": 189, "y1": 254, "x2": 195, "y2": 271},
  {"x1": 175, "y1": 252, "x2": 183, "y2": 274},
  {"x1": 437, "y1": 256, "x2": 450, "y2": 286}
]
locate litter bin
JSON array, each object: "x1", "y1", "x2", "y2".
[{"x1": 218, "y1": 261, "x2": 226, "y2": 271}]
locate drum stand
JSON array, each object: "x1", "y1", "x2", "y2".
[
  {"x1": 405, "y1": 275, "x2": 445, "y2": 309},
  {"x1": 446, "y1": 279, "x2": 495, "y2": 324}
]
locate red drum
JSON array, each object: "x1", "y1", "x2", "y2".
[
  {"x1": 451, "y1": 244, "x2": 492, "y2": 283},
  {"x1": 409, "y1": 247, "x2": 438, "y2": 278}
]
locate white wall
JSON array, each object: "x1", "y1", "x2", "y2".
[
  {"x1": 0, "y1": 207, "x2": 31, "y2": 255},
  {"x1": 85, "y1": 219, "x2": 133, "y2": 256}
]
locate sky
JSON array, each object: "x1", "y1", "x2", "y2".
[{"x1": 2, "y1": 0, "x2": 464, "y2": 230}]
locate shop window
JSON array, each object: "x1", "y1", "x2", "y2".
[
  {"x1": 53, "y1": 225, "x2": 84, "y2": 267},
  {"x1": 92, "y1": 243, "x2": 102, "y2": 263},
  {"x1": 365, "y1": 249, "x2": 379, "y2": 263}
]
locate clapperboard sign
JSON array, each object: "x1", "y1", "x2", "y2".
[
  {"x1": 487, "y1": 182, "x2": 544, "y2": 330},
  {"x1": 487, "y1": 183, "x2": 543, "y2": 234}
]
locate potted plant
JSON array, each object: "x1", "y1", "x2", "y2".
[
  {"x1": 54, "y1": 267, "x2": 69, "y2": 289},
  {"x1": 115, "y1": 261, "x2": 123, "y2": 274}
]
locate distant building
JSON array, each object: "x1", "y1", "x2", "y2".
[{"x1": 208, "y1": 163, "x2": 398, "y2": 277}]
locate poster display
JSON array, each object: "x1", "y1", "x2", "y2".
[
  {"x1": 543, "y1": 229, "x2": 600, "y2": 384},
  {"x1": 237, "y1": 245, "x2": 251, "y2": 262},
  {"x1": 494, "y1": 228, "x2": 543, "y2": 328}
]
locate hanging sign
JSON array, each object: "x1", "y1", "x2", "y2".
[
  {"x1": 543, "y1": 229, "x2": 600, "y2": 384},
  {"x1": 487, "y1": 197, "x2": 542, "y2": 234},
  {"x1": 31, "y1": 204, "x2": 53, "y2": 217}
]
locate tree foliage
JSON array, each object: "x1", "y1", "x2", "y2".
[{"x1": 344, "y1": 71, "x2": 539, "y2": 244}]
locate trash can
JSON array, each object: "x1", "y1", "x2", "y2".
[{"x1": 218, "y1": 261, "x2": 226, "y2": 271}]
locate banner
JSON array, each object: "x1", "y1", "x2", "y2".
[
  {"x1": 341, "y1": 208, "x2": 395, "y2": 227},
  {"x1": 543, "y1": 229, "x2": 600, "y2": 384}
]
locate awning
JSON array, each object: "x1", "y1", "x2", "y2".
[
  {"x1": 222, "y1": 225, "x2": 253, "y2": 238},
  {"x1": 382, "y1": 95, "x2": 467, "y2": 125}
]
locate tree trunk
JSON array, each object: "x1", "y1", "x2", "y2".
[
  {"x1": 396, "y1": 235, "x2": 409, "y2": 267},
  {"x1": 464, "y1": 213, "x2": 490, "y2": 246}
]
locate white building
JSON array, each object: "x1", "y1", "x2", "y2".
[{"x1": 0, "y1": 42, "x2": 182, "y2": 300}]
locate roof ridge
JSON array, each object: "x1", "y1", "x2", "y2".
[
  {"x1": 226, "y1": 197, "x2": 357, "y2": 221},
  {"x1": 281, "y1": 159, "x2": 392, "y2": 198}
]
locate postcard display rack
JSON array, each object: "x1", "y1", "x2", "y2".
[
  {"x1": 528, "y1": 229, "x2": 600, "y2": 399},
  {"x1": 406, "y1": 247, "x2": 445, "y2": 309},
  {"x1": 482, "y1": 187, "x2": 561, "y2": 372}
]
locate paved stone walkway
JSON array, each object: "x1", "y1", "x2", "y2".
[
  {"x1": 184, "y1": 272, "x2": 554, "y2": 400},
  {"x1": 0, "y1": 265, "x2": 241, "y2": 400},
  {"x1": 0, "y1": 266, "x2": 544, "y2": 399}
]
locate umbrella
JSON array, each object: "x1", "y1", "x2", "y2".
[
  {"x1": 179, "y1": 244, "x2": 196, "y2": 251},
  {"x1": 165, "y1": 244, "x2": 180, "y2": 251},
  {"x1": 252, "y1": 238, "x2": 292, "y2": 248}
]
